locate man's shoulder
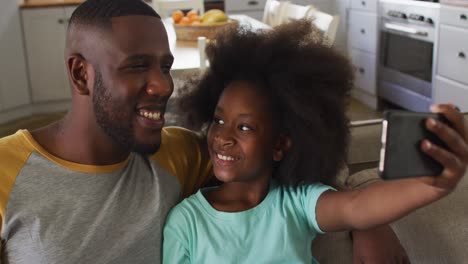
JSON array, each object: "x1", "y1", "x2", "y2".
[
  {"x1": 161, "y1": 126, "x2": 200, "y2": 143},
  {"x1": 0, "y1": 130, "x2": 35, "y2": 198},
  {"x1": 154, "y1": 126, "x2": 204, "y2": 159},
  {"x1": 0, "y1": 130, "x2": 34, "y2": 162}
]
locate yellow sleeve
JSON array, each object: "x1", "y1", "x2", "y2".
[
  {"x1": 151, "y1": 127, "x2": 212, "y2": 198},
  {"x1": 0, "y1": 131, "x2": 34, "y2": 236}
]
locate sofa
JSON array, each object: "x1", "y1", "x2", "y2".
[{"x1": 312, "y1": 114, "x2": 468, "y2": 263}]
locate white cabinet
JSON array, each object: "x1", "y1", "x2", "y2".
[
  {"x1": 224, "y1": 0, "x2": 268, "y2": 21},
  {"x1": 0, "y1": 1, "x2": 30, "y2": 112},
  {"x1": 347, "y1": 0, "x2": 379, "y2": 109},
  {"x1": 22, "y1": 6, "x2": 76, "y2": 103},
  {"x1": 434, "y1": 5, "x2": 468, "y2": 111}
]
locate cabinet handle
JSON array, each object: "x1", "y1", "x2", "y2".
[
  {"x1": 359, "y1": 68, "x2": 365, "y2": 74},
  {"x1": 58, "y1": 18, "x2": 65, "y2": 24},
  {"x1": 361, "y1": 1, "x2": 366, "y2": 6},
  {"x1": 459, "y1": 52, "x2": 466, "y2": 59},
  {"x1": 248, "y1": 1, "x2": 258, "y2": 5},
  {"x1": 460, "y1": 14, "x2": 467, "y2": 20},
  {"x1": 360, "y1": 28, "x2": 366, "y2": 34}
]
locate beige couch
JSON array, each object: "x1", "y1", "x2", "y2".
[{"x1": 312, "y1": 115, "x2": 468, "y2": 263}]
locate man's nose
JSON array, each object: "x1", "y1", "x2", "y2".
[{"x1": 146, "y1": 70, "x2": 173, "y2": 97}]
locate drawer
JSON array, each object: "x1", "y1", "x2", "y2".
[
  {"x1": 440, "y1": 5, "x2": 468, "y2": 29},
  {"x1": 225, "y1": 0, "x2": 267, "y2": 12},
  {"x1": 438, "y1": 25, "x2": 468, "y2": 85},
  {"x1": 348, "y1": 11, "x2": 378, "y2": 53},
  {"x1": 351, "y1": 0, "x2": 378, "y2": 13},
  {"x1": 435, "y1": 76, "x2": 468, "y2": 112},
  {"x1": 350, "y1": 49, "x2": 377, "y2": 95}
]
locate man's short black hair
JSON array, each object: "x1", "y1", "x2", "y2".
[{"x1": 69, "y1": 0, "x2": 160, "y2": 30}]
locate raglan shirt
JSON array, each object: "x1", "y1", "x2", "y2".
[{"x1": 0, "y1": 127, "x2": 211, "y2": 264}]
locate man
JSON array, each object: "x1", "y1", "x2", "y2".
[
  {"x1": 1, "y1": 1, "x2": 210, "y2": 263},
  {"x1": 4, "y1": 0, "x2": 461, "y2": 263}
]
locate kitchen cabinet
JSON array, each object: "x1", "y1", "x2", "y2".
[
  {"x1": 224, "y1": 0, "x2": 267, "y2": 21},
  {"x1": 347, "y1": 0, "x2": 379, "y2": 109},
  {"x1": 434, "y1": 5, "x2": 468, "y2": 111},
  {"x1": 0, "y1": 0, "x2": 31, "y2": 117},
  {"x1": 21, "y1": 6, "x2": 77, "y2": 103}
]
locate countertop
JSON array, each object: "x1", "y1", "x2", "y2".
[
  {"x1": 440, "y1": 0, "x2": 468, "y2": 7},
  {"x1": 20, "y1": 0, "x2": 222, "y2": 9},
  {"x1": 20, "y1": 0, "x2": 84, "y2": 8}
]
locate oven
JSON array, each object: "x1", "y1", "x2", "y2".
[{"x1": 378, "y1": 0, "x2": 440, "y2": 111}]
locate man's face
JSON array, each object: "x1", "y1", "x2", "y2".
[{"x1": 91, "y1": 16, "x2": 174, "y2": 155}]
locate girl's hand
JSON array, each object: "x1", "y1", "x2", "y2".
[{"x1": 421, "y1": 104, "x2": 468, "y2": 192}]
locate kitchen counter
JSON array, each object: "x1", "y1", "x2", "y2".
[
  {"x1": 440, "y1": 0, "x2": 468, "y2": 7},
  {"x1": 20, "y1": 0, "x2": 222, "y2": 9},
  {"x1": 20, "y1": 0, "x2": 84, "y2": 8}
]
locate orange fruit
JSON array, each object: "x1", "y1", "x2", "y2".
[
  {"x1": 172, "y1": 10, "x2": 184, "y2": 24},
  {"x1": 190, "y1": 21, "x2": 201, "y2": 25},
  {"x1": 187, "y1": 9, "x2": 198, "y2": 19},
  {"x1": 179, "y1": 16, "x2": 191, "y2": 25},
  {"x1": 189, "y1": 14, "x2": 201, "y2": 23}
]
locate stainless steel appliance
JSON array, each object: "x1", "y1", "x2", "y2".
[{"x1": 378, "y1": 0, "x2": 440, "y2": 111}]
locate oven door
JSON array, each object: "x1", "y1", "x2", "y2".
[{"x1": 379, "y1": 22, "x2": 435, "y2": 111}]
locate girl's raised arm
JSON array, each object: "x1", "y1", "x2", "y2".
[{"x1": 315, "y1": 105, "x2": 468, "y2": 232}]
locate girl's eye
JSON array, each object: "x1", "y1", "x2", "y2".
[
  {"x1": 213, "y1": 117, "x2": 224, "y2": 125},
  {"x1": 238, "y1": 124, "x2": 251, "y2": 131}
]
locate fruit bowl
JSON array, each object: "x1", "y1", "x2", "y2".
[{"x1": 173, "y1": 19, "x2": 239, "y2": 41}]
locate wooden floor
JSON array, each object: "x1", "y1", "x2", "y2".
[{"x1": 0, "y1": 99, "x2": 381, "y2": 138}]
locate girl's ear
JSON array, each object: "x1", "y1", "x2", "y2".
[{"x1": 273, "y1": 135, "x2": 292, "y2": 162}]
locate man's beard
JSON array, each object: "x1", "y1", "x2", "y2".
[{"x1": 92, "y1": 70, "x2": 160, "y2": 155}]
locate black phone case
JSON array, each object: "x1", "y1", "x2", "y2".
[{"x1": 378, "y1": 110, "x2": 448, "y2": 180}]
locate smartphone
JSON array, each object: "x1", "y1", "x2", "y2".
[{"x1": 378, "y1": 110, "x2": 449, "y2": 180}]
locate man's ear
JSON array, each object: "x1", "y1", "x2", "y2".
[
  {"x1": 67, "y1": 54, "x2": 91, "y2": 95},
  {"x1": 273, "y1": 134, "x2": 292, "y2": 162}
]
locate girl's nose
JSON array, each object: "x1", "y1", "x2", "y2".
[{"x1": 215, "y1": 134, "x2": 235, "y2": 148}]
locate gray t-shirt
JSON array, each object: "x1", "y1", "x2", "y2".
[{"x1": 0, "y1": 128, "x2": 211, "y2": 264}]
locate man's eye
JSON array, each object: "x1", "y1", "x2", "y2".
[
  {"x1": 162, "y1": 64, "x2": 172, "y2": 74},
  {"x1": 238, "y1": 124, "x2": 251, "y2": 131},
  {"x1": 129, "y1": 64, "x2": 148, "y2": 70}
]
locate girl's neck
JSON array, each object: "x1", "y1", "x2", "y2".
[{"x1": 204, "y1": 177, "x2": 271, "y2": 213}]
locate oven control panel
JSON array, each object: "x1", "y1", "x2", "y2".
[{"x1": 381, "y1": 0, "x2": 440, "y2": 27}]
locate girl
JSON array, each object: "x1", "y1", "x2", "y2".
[{"x1": 163, "y1": 20, "x2": 468, "y2": 263}]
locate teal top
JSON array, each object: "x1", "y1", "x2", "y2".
[{"x1": 162, "y1": 182, "x2": 334, "y2": 263}]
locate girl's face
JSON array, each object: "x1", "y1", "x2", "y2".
[{"x1": 207, "y1": 80, "x2": 281, "y2": 184}]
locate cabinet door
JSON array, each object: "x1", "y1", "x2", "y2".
[
  {"x1": 0, "y1": 3, "x2": 30, "y2": 110},
  {"x1": 64, "y1": 6, "x2": 78, "y2": 21},
  {"x1": 350, "y1": 48, "x2": 377, "y2": 95},
  {"x1": 438, "y1": 25, "x2": 468, "y2": 86},
  {"x1": 348, "y1": 10, "x2": 378, "y2": 53},
  {"x1": 22, "y1": 7, "x2": 71, "y2": 103},
  {"x1": 435, "y1": 76, "x2": 468, "y2": 112}
]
